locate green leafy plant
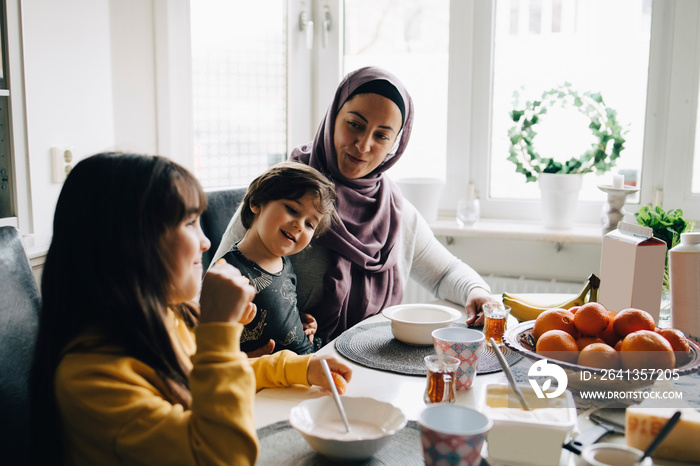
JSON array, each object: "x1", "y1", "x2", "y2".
[
  {"x1": 635, "y1": 205, "x2": 696, "y2": 289},
  {"x1": 507, "y1": 83, "x2": 627, "y2": 183}
]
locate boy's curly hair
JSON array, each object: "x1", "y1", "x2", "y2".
[{"x1": 240, "y1": 161, "x2": 338, "y2": 238}]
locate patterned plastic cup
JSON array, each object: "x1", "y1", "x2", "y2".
[
  {"x1": 432, "y1": 327, "x2": 485, "y2": 390},
  {"x1": 419, "y1": 404, "x2": 492, "y2": 466}
]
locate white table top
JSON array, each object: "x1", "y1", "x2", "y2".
[
  {"x1": 253, "y1": 298, "x2": 692, "y2": 466},
  {"x1": 255, "y1": 302, "x2": 490, "y2": 428}
]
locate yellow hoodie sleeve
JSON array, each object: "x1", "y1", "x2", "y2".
[
  {"x1": 56, "y1": 323, "x2": 257, "y2": 466},
  {"x1": 249, "y1": 350, "x2": 312, "y2": 390}
]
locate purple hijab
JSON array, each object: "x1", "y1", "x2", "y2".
[{"x1": 291, "y1": 66, "x2": 415, "y2": 341}]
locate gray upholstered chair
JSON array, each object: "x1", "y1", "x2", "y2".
[
  {"x1": 0, "y1": 226, "x2": 41, "y2": 462},
  {"x1": 200, "y1": 187, "x2": 247, "y2": 272}
]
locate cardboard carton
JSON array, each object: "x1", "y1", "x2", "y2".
[{"x1": 598, "y1": 222, "x2": 667, "y2": 322}]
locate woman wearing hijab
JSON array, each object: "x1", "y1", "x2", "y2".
[{"x1": 214, "y1": 66, "x2": 497, "y2": 345}]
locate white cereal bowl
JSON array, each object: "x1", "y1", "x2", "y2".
[
  {"x1": 289, "y1": 396, "x2": 407, "y2": 461},
  {"x1": 382, "y1": 303, "x2": 463, "y2": 345}
]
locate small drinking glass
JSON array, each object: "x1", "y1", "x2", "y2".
[
  {"x1": 482, "y1": 303, "x2": 511, "y2": 345},
  {"x1": 456, "y1": 197, "x2": 480, "y2": 227},
  {"x1": 423, "y1": 354, "x2": 459, "y2": 404}
]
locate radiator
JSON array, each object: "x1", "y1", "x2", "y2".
[{"x1": 402, "y1": 275, "x2": 584, "y2": 304}]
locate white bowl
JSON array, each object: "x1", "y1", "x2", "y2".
[
  {"x1": 382, "y1": 303, "x2": 462, "y2": 345},
  {"x1": 289, "y1": 396, "x2": 407, "y2": 461},
  {"x1": 579, "y1": 443, "x2": 651, "y2": 466}
]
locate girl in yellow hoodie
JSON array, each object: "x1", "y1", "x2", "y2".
[{"x1": 30, "y1": 153, "x2": 352, "y2": 466}]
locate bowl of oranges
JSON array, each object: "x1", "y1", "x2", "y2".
[{"x1": 503, "y1": 303, "x2": 700, "y2": 392}]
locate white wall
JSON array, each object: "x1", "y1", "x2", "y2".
[
  {"x1": 109, "y1": 0, "x2": 158, "y2": 155},
  {"x1": 18, "y1": 0, "x2": 161, "y2": 243},
  {"x1": 441, "y1": 236, "x2": 601, "y2": 283},
  {"x1": 21, "y1": 0, "x2": 116, "y2": 241}
]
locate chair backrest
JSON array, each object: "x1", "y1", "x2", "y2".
[
  {"x1": 0, "y1": 226, "x2": 41, "y2": 460},
  {"x1": 201, "y1": 187, "x2": 247, "y2": 271}
]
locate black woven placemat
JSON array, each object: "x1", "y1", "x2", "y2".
[
  {"x1": 255, "y1": 420, "x2": 424, "y2": 465},
  {"x1": 334, "y1": 322, "x2": 523, "y2": 377}
]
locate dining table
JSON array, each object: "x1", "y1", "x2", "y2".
[{"x1": 253, "y1": 296, "x2": 699, "y2": 466}]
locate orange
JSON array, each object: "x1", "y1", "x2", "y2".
[
  {"x1": 573, "y1": 302, "x2": 610, "y2": 336},
  {"x1": 533, "y1": 308, "x2": 579, "y2": 341},
  {"x1": 656, "y1": 328, "x2": 693, "y2": 367},
  {"x1": 613, "y1": 308, "x2": 656, "y2": 338},
  {"x1": 614, "y1": 339, "x2": 623, "y2": 351},
  {"x1": 578, "y1": 343, "x2": 621, "y2": 370},
  {"x1": 569, "y1": 306, "x2": 581, "y2": 315},
  {"x1": 619, "y1": 330, "x2": 675, "y2": 370},
  {"x1": 599, "y1": 311, "x2": 621, "y2": 348},
  {"x1": 536, "y1": 329, "x2": 579, "y2": 364},
  {"x1": 331, "y1": 372, "x2": 348, "y2": 395},
  {"x1": 576, "y1": 336, "x2": 605, "y2": 351}
]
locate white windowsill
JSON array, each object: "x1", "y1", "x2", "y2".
[
  {"x1": 429, "y1": 217, "x2": 604, "y2": 245},
  {"x1": 22, "y1": 235, "x2": 52, "y2": 261}
]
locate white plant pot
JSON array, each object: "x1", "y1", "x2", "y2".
[
  {"x1": 538, "y1": 173, "x2": 583, "y2": 229},
  {"x1": 396, "y1": 178, "x2": 444, "y2": 223}
]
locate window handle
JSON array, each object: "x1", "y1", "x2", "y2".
[
  {"x1": 322, "y1": 5, "x2": 332, "y2": 48},
  {"x1": 299, "y1": 10, "x2": 313, "y2": 49}
]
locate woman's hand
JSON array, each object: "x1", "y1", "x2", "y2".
[
  {"x1": 307, "y1": 355, "x2": 352, "y2": 392},
  {"x1": 199, "y1": 259, "x2": 256, "y2": 324},
  {"x1": 464, "y1": 287, "x2": 500, "y2": 326},
  {"x1": 301, "y1": 313, "x2": 317, "y2": 344}
]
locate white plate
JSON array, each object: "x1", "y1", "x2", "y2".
[{"x1": 503, "y1": 320, "x2": 700, "y2": 392}]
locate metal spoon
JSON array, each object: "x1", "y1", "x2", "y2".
[
  {"x1": 489, "y1": 338, "x2": 531, "y2": 410},
  {"x1": 320, "y1": 359, "x2": 351, "y2": 433},
  {"x1": 637, "y1": 410, "x2": 681, "y2": 464}
]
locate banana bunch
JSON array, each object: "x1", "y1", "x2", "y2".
[{"x1": 503, "y1": 273, "x2": 600, "y2": 322}]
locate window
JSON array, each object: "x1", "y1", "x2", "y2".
[
  {"x1": 337, "y1": 0, "x2": 657, "y2": 223},
  {"x1": 489, "y1": 0, "x2": 651, "y2": 204},
  {"x1": 186, "y1": 0, "x2": 700, "y2": 223},
  {"x1": 190, "y1": 0, "x2": 287, "y2": 188},
  {"x1": 344, "y1": 0, "x2": 700, "y2": 223},
  {"x1": 470, "y1": 0, "x2": 656, "y2": 223},
  {"x1": 343, "y1": 0, "x2": 450, "y2": 182}
]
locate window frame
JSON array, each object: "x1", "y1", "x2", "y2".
[
  {"x1": 464, "y1": 0, "x2": 689, "y2": 223},
  {"x1": 288, "y1": 0, "x2": 322, "y2": 150},
  {"x1": 316, "y1": 0, "x2": 699, "y2": 223},
  {"x1": 660, "y1": 0, "x2": 700, "y2": 220},
  {"x1": 166, "y1": 0, "x2": 699, "y2": 223},
  {"x1": 7, "y1": 0, "x2": 699, "y2": 238}
]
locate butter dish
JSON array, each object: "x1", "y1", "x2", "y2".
[{"x1": 479, "y1": 383, "x2": 577, "y2": 465}]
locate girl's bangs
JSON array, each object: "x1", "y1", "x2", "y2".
[{"x1": 172, "y1": 170, "x2": 207, "y2": 219}]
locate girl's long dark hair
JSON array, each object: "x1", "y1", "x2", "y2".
[{"x1": 30, "y1": 153, "x2": 206, "y2": 464}]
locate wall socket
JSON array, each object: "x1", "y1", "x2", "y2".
[{"x1": 51, "y1": 147, "x2": 74, "y2": 183}]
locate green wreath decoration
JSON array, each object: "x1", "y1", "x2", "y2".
[{"x1": 507, "y1": 83, "x2": 627, "y2": 183}]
